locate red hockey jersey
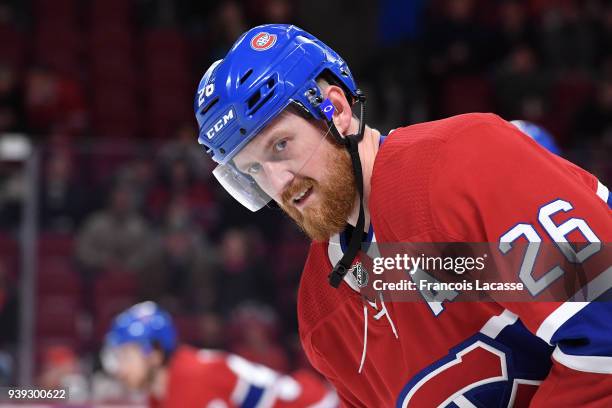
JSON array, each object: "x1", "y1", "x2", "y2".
[
  {"x1": 298, "y1": 113, "x2": 612, "y2": 407},
  {"x1": 152, "y1": 345, "x2": 338, "y2": 408}
]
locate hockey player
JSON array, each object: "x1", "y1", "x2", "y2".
[
  {"x1": 102, "y1": 301, "x2": 338, "y2": 408},
  {"x1": 194, "y1": 25, "x2": 612, "y2": 407}
]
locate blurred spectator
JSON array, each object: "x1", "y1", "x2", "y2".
[
  {"x1": 147, "y1": 159, "x2": 216, "y2": 227},
  {"x1": 115, "y1": 155, "x2": 156, "y2": 214},
  {"x1": 39, "y1": 149, "x2": 86, "y2": 232},
  {"x1": 424, "y1": 0, "x2": 497, "y2": 119},
  {"x1": 215, "y1": 228, "x2": 275, "y2": 314},
  {"x1": 538, "y1": 1, "x2": 598, "y2": 71},
  {"x1": 24, "y1": 65, "x2": 86, "y2": 136},
  {"x1": 229, "y1": 302, "x2": 289, "y2": 372},
  {"x1": 136, "y1": 198, "x2": 218, "y2": 311},
  {"x1": 494, "y1": 45, "x2": 550, "y2": 121},
  {"x1": 38, "y1": 345, "x2": 89, "y2": 401},
  {"x1": 197, "y1": 311, "x2": 225, "y2": 349},
  {"x1": 158, "y1": 123, "x2": 213, "y2": 181},
  {"x1": 493, "y1": 0, "x2": 536, "y2": 60},
  {"x1": 595, "y1": 2, "x2": 612, "y2": 66},
  {"x1": 426, "y1": 0, "x2": 492, "y2": 78},
  {"x1": 75, "y1": 184, "x2": 151, "y2": 276},
  {"x1": 0, "y1": 63, "x2": 24, "y2": 133},
  {"x1": 246, "y1": 0, "x2": 296, "y2": 24},
  {"x1": 378, "y1": 0, "x2": 426, "y2": 45},
  {"x1": 207, "y1": 0, "x2": 248, "y2": 61},
  {"x1": 572, "y1": 78, "x2": 612, "y2": 147}
]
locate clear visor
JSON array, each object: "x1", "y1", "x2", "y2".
[
  {"x1": 213, "y1": 120, "x2": 333, "y2": 212},
  {"x1": 213, "y1": 162, "x2": 273, "y2": 212}
]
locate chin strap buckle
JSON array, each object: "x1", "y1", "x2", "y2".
[{"x1": 329, "y1": 263, "x2": 348, "y2": 288}]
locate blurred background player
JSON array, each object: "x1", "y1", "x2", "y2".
[
  {"x1": 511, "y1": 119, "x2": 561, "y2": 155},
  {"x1": 102, "y1": 301, "x2": 338, "y2": 408}
]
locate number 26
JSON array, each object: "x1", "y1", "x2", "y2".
[{"x1": 499, "y1": 199, "x2": 601, "y2": 296}]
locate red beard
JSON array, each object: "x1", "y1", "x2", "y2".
[{"x1": 280, "y1": 141, "x2": 356, "y2": 241}]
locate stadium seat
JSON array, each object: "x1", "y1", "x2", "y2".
[
  {"x1": 36, "y1": 295, "x2": 81, "y2": 339},
  {"x1": 547, "y1": 75, "x2": 594, "y2": 141},
  {"x1": 0, "y1": 24, "x2": 26, "y2": 69},
  {"x1": 174, "y1": 315, "x2": 203, "y2": 346},
  {"x1": 90, "y1": 0, "x2": 132, "y2": 24},
  {"x1": 37, "y1": 256, "x2": 82, "y2": 298},
  {"x1": 34, "y1": 0, "x2": 79, "y2": 22},
  {"x1": 38, "y1": 233, "x2": 74, "y2": 257},
  {"x1": 441, "y1": 76, "x2": 493, "y2": 117}
]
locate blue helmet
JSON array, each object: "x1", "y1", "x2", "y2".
[
  {"x1": 194, "y1": 24, "x2": 359, "y2": 166},
  {"x1": 103, "y1": 301, "x2": 177, "y2": 356},
  {"x1": 511, "y1": 120, "x2": 561, "y2": 155}
]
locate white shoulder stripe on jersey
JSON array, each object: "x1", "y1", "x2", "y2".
[
  {"x1": 508, "y1": 379, "x2": 542, "y2": 407},
  {"x1": 536, "y1": 267, "x2": 612, "y2": 345},
  {"x1": 452, "y1": 395, "x2": 478, "y2": 408},
  {"x1": 230, "y1": 376, "x2": 250, "y2": 405},
  {"x1": 553, "y1": 347, "x2": 612, "y2": 374},
  {"x1": 536, "y1": 302, "x2": 589, "y2": 345},
  {"x1": 480, "y1": 309, "x2": 519, "y2": 339},
  {"x1": 596, "y1": 180, "x2": 609, "y2": 203}
]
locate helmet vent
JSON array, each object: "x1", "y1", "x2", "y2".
[
  {"x1": 246, "y1": 76, "x2": 278, "y2": 115},
  {"x1": 239, "y1": 69, "x2": 253, "y2": 85},
  {"x1": 247, "y1": 90, "x2": 275, "y2": 115},
  {"x1": 201, "y1": 97, "x2": 219, "y2": 116}
]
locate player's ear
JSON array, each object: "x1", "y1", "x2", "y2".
[{"x1": 324, "y1": 85, "x2": 352, "y2": 135}]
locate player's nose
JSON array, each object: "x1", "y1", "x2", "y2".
[{"x1": 262, "y1": 161, "x2": 294, "y2": 200}]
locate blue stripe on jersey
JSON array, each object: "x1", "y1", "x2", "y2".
[
  {"x1": 551, "y1": 301, "x2": 612, "y2": 358},
  {"x1": 241, "y1": 384, "x2": 265, "y2": 408},
  {"x1": 607, "y1": 190, "x2": 611, "y2": 209},
  {"x1": 495, "y1": 318, "x2": 553, "y2": 379},
  {"x1": 461, "y1": 319, "x2": 553, "y2": 407}
]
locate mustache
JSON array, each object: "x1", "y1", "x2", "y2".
[{"x1": 280, "y1": 177, "x2": 315, "y2": 208}]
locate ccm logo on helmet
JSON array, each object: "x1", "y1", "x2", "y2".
[
  {"x1": 206, "y1": 109, "x2": 235, "y2": 139},
  {"x1": 250, "y1": 32, "x2": 277, "y2": 51}
]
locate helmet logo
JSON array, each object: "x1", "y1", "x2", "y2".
[
  {"x1": 206, "y1": 108, "x2": 235, "y2": 139},
  {"x1": 250, "y1": 32, "x2": 277, "y2": 51}
]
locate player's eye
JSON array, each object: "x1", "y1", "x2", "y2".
[
  {"x1": 247, "y1": 163, "x2": 262, "y2": 175},
  {"x1": 274, "y1": 139, "x2": 287, "y2": 152}
]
